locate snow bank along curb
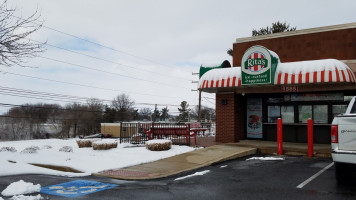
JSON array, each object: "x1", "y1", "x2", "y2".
[{"x1": 174, "y1": 170, "x2": 210, "y2": 181}]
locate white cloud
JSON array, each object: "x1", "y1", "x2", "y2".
[{"x1": 0, "y1": 0, "x2": 355, "y2": 113}]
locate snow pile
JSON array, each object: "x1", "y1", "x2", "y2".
[
  {"x1": 92, "y1": 139, "x2": 117, "y2": 145},
  {"x1": 145, "y1": 139, "x2": 171, "y2": 145},
  {"x1": 9, "y1": 194, "x2": 43, "y2": 200},
  {"x1": 246, "y1": 157, "x2": 285, "y2": 161},
  {"x1": 174, "y1": 170, "x2": 210, "y2": 181},
  {"x1": 1, "y1": 180, "x2": 41, "y2": 197}
]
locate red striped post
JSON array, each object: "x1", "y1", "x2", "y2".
[
  {"x1": 308, "y1": 118, "x2": 314, "y2": 157},
  {"x1": 277, "y1": 118, "x2": 283, "y2": 155}
]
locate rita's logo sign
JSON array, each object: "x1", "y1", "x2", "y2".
[
  {"x1": 241, "y1": 45, "x2": 279, "y2": 85},
  {"x1": 245, "y1": 52, "x2": 268, "y2": 72}
]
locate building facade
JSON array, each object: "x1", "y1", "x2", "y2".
[{"x1": 199, "y1": 22, "x2": 356, "y2": 144}]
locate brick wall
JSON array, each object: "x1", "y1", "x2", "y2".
[
  {"x1": 233, "y1": 28, "x2": 356, "y2": 66},
  {"x1": 215, "y1": 25, "x2": 356, "y2": 143},
  {"x1": 216, "y1": 93, "x2": 245, "y2": 143}
]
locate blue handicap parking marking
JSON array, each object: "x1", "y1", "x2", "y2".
[{"x1": 40, "y1": 180, "x2": 118, "y2": 198}]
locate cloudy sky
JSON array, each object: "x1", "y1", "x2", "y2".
[{"x1": 1, "y1": 0, "x2": 356, "y2": 114}]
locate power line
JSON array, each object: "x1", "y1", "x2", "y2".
[
  {"x1": 203, "y1": 97, "x2": 215, "y2": 105},
  {"x1": 0, "y1": 70, "x2": 185, "y2": 98},
  {"x1": 0, "y1": 86, "x2": 183, "y2": 107},
  {"x1": 30, "y1": 39, "x2": 191, "y2": 82},
  {"x1": 39, "y1": 55, "x2": 189, "y2": 88},
  {"x1": 10, "y1": 14, "x2": 193, "y2": 74},
  {"x1": 0, "y1": 86, "x2": 100, "y2": 102}
]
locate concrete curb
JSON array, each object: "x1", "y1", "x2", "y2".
[
  {"x1": 94, "y1": 144, "x2": 257, "y2": 180},
  {"x1": 93, "y1": 141, "x2": 331, "y2": 180}
]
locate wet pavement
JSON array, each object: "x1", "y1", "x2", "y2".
[{"x1": 95, "y1": 139, "x2": 330, "y2": 180}]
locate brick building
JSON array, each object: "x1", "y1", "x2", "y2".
[{"x1": 199, "y1": 22, "x2": 356, "y2": 144}]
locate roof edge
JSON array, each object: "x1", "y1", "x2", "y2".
[{"x1": 236, "y1": 22, "x2": 356, "y2": 43}]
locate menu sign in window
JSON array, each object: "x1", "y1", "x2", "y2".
[{"x1": 246, "y1": 98, "x2": 263, "y2": 139}]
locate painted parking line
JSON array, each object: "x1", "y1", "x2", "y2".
[
  {"x1": 41, "y1": 180, "x2": 118, "y2": 198},
  {"x1": 296, "y1": 162, "x2": 334, "y2": 189}
]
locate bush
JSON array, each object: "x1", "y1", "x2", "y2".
[
  {"x1": 59, "y1": 146, "x2": 73, "y2": 153},
  {"x1": 29, "y1": 146, "x2": 40, "y2": 150},
  {"x1": 21, "y1": 147, "x2": 38, "y2": 154},
  {"x1": 0, "y1": 147, "x2": 17, "y2": 152},
  {"x1": 42, "y1": 145, "x2": 53, "y2": 149},
  {"x1": 145, "y1": 139, "x2": 172, "y2": 151},
  {"x1": 76, "y1": 139, "x2": 99, "y2": 148},
  {"x1": 92, "y1": 140, "x2": 118, "y2": 150}
]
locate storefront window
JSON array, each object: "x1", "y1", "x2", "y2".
[
  {"x1": 313, "y1": 105, "x2": 328, "y2": 124},
  {"x1": 268, "y1": 106, "x2": 280, "y2": 123},
  {"x1": 298, "y1": 105, "x2": 312, "y2": 123},
  {"x1": 332, "y1": 105, "x2": 347, "y2": 118},
  {"x1": 281, "y1": 105, "x2": 294, "y2": 123},
  {"x1": 344, "y1": 96, "x2": 353, "y2": 102},
  {"x1": 267, "y1": 98, "x2": 284, "y2": 103}
]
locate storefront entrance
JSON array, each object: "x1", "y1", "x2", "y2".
[{"x1": 244, "y1": 92, "x2": 352, "y2": 144}]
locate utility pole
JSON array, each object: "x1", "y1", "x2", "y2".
[
  {"x1": 192, "y1": 72, "x2": 201, "y2": 122},
  {"x1": 198, "y1": 90, "x2": 201, "y2": 122},
  {"x1": 153, "y1": 104, "x2": 157, "y2": 122}
]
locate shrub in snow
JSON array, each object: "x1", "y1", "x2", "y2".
[
  {"x1": 28, "y1": 146, "x2": 40, "y2": 151},
  {"x1": 59, "y1": 146, "x2": 73, "y2": 153},
  {"x1": 21, "y1": 147, "x2": 38, "y2": 154},
  {"x1": 0, "y1": 147, "x2": 17, "y2": 152},
  {"x1": 92, "y1": 140, "x2": 118, "y2": 150},
  {"x1": 145, "y1": 139, "x2": 172, "y2": 151},
  {"x1": 76, "y1": 139, "x2": 99, "y2": 148},
  {"x1": 41, "y1": 145, "x2": 52, "y2": 149}
]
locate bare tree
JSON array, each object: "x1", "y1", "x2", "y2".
[
  {"x1": 3, "y1": 110, "x2": 31, "y2": 140},
  {"x1": 112, "y1": 93, "x2": 135, "y2": 122},
  {"x1": 139, "y1": 107, "x2": 152, "y2": 121},
  {"x1": 0, "y1": 0, "x2": 44, "y2": 67},
  {"x1": 81, "y1": 98, "x2": 103, "y2": 135},
  {"x1": 191, "y1": 105, "x2": 215, "y2": 122}
]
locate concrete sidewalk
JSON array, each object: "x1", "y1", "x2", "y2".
[
  {"x1": 235, "y1": 140, "x2": 331, "y2": 158},
  {"x1": 94, "y1": 140, "x2": 331, "y2": 180},
  {"x1": 95, "y1": 144, "x2": 257, "y2": 180}
]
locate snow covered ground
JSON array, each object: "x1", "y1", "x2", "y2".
[
  {"x1": 0, "y1": 138, "x2": 196, "y2": 177},
  {"x1": 0, "y1": 138, "x2": 196, "y2": 199}
]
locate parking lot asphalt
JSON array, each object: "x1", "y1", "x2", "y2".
[{"x1": 1, "y1": 155, "x2": 355, "y2": 200}]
